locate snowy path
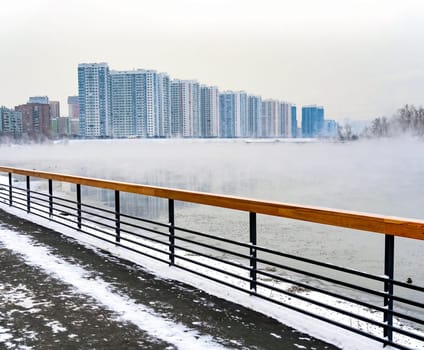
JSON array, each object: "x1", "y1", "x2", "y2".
[{"x1": 0, "y1": 211, "x2": 337, "y2": 350}]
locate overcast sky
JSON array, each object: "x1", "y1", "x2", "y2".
[{"x1": 1, "y1": 0, "x2": 423, "y2": 121}]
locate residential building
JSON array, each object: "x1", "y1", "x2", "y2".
[
  {"x1": 68, "y1": 96, "x2": 80, "y2": 119},
  {"x1": 247, "y1": 95, "x2": 261, "y2": 138},
  {"x1": 78, "y1": 63, "x2": 111, "y2": 138},
  {"x1": 200, "y1": 85, "x2": 219, "y2": 137},
  {"x1": 49, "y1": 101, "x2": 60, "y2": 119},
  {"x1": 15, "y1": 103, "x2": 51, "y2": 138},
  {"x1": 170, "y1": 80, "x2": 200, "y2": 137},
  {"x1": 219, "y1": 91, "x2": 248, "y2": 138},
  {"x1": 276, "y1": 102, "x2": 297, "y2": 138},
  {"x1": 302, "y1": 105, "x2": 324, "y2": 137},
  {"x1": 0, "y1": 106, "x2": 22, "y2": 138},
  {"x1": 110, "y1": 69, "x2": 170, "y2": 138},
  {"x1": 237, "y1": 92, "x2": 248, "y2": 138},
  {"x1": 109, "y1": 70, "x2": 141, "y2": 138},
  {"x1": 219, "y1": 92, "x2": 236, "y2": 138},
  {"x1": 291, "y1": 105, "x2": 297, "y2": 137},
  {"x1": 260, "y1": 99, "x2": 280, "y2": 137}
]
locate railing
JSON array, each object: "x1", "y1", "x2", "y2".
[{"x1": 0, "y1": 166, "x2": 423, "y2": 350}]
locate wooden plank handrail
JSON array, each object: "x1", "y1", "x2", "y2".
[{"x1": 1, "y1": 166, "x2": 424, "y2": 240}]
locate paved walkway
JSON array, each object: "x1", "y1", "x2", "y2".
[{"x1": 0, "y1": 210, "x2": 339, "y2": 350}]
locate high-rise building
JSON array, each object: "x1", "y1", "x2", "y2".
[
  {"x1": 145, "y1": 71, "x2": 170, "y2": 138},
  {"x1": 236, "y1": 92, "x2": 248, "y2": 138},
  {"x1": 110, "y1": 69, "x2": 170, "y2": 138},
  {"x1": 68, "y1": 96, "x2": 80, "y2": 119},
  {"x1": 78, "y1": 63, "x2": 111, "y2": 138},
  {"x1": 247, "y1": 95, "x2": 261, "y2": 138},
  {"x1": 301, "y1": 105, "x2": 324, "y2": 137},
  {"x1": 260, "y1": 99, "x2": 280, "y2": 137},
  {"x1": 291, "y1": 105, "x2": 297, "y2": 137},
  {"x1": 276, "y1": 102, "x2": 297, "y2": 138},
  {"x1": 170, "y1": 80, "x2": 200, "y2": 137},
  {"x1": 49, "y1": 101, "x2": 60, "y2": 119},
  {"x1": 219, "y1": 92, "x2": 236, "y2": 138},
  {"x1": 110, "y1": 70, "x2": 142, "y2": 138},
  {"x1": 15, "y1": 103, "x2": 51, "y2": 139},
  {"x1": 0, "y1": 106, "x2": 22, "y2": 138},
  {"x1": 200, "y1": 85, "x2": 219, "y2": 138},
  {"x1": 219, "y1": 91, "x2": 248, "y2": 138}
]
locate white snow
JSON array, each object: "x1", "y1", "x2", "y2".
[
  {"x1": 0, "y1": 326, "x2": 12, "y2": 342},
  {"x1": 0, "y1": 228, "x2": 228, "y2": 350},
  {"x1": 0, "y1": 178, "x2": 422, "y2": 350},
  {"x1": 0, "y1": 282, "x2": 44, "y2": 349},
  {"x1": 45, "y1": 321, "x2": 67, "y2": 334}
]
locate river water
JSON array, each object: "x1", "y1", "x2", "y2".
[{"x1": 1, "y1": 137, "x2": 423, "y2": 312}]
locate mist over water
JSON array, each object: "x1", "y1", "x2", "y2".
[{"x1": 1, "y1": 137, "x2": 423, "y2": 306}]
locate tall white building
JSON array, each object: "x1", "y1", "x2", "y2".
[
  {"x1": 109, "y1": 69, "x2": 170, "y2": 138},
  {"x1": 110, "y1": 70, "x2": 140, "y2": 138},
  {"x1": 200, "y1": 85, "x2": 219, "y2": 137},
  {"x1": 78, "y1": 63, "x2": 111, "y2": 138},
  {"x1": 247, "y1": 95, "x2": 261, "y2": 137},
  {"x1": 219, "y1": 91, "x2": 248, "y2": 138},
  {"x1": 170, "y1": 80, "x2": 200, "y2": 137},
  {"x1": 278, "y1": 102, "x2": 295, "y2": 137},
  {"x1": 260, "y1": 99, "x2": 279, "y2": 137}
]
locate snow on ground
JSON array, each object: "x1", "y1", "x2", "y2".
[
  {"x1": 0, "y1": 326, "x2": 12, "y2": 343},
  {"x1": 0, "y1": 176, "x2": 422, "y2": 350},
  {"x1": 0, "y1": 227, "x2": 228, "y2": 350},
  {"x1": 45, "y1": 321, "x2": 67, "y2": 334},
  {"x1": 0, "y1": 282, "x2": 43, "y2": 349}
]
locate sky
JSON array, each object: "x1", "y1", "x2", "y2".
[{"x1": 0, "y1": 0, "x2": 423, "y2": 121}]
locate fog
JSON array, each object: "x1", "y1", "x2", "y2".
[{"x1": 1, "y1": 137, "x2": 424, "y2": 218}]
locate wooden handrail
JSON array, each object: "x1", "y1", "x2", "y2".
[{"x1": 1, "y1": 166, "x2": 424, "y2": 240}]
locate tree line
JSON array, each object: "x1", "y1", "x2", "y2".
[{"x1": 365, "y1": 105, "x2": 424, "y2": 138}]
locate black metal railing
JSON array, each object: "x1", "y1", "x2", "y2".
[{"x1": 0, "y1": 168, "x2": 423, "y2": 350}]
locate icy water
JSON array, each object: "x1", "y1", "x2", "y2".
[{"x1": 0, "y1": 210, "x2": 338, "y2": 350}]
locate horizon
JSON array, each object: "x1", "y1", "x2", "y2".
[{"x1": 1, "y1": 0, "x2": 424, "y2": 122}]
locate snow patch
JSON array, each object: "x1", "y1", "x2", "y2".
[{"x1": 45, "y1": 321, "x2": 67, "y2": 334}]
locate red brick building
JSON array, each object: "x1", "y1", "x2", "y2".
[{"x1": 15, "y1": 103, "x2": 51, "y2": 139}]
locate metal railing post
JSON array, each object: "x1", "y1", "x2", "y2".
[
  {"x1": 8, "y1": 173, "x2": 12, "y2": 206},
  {"x1": 115, "y1": 190, "x2": 120, "y2": 243},
  {"x1": 26, "y1": 176, "x2": 30, "y2": 213},
  {"x1": 48, "y1": 179, "x2": 53, "y2": 218},
  {"x1": 249, "y1": 212, "x2": 257, "y2": 292},
  {"x1": 383, "y1": 234, "x2": 394, "y2": 344},
  {"x1": 169, "y1": 199, "x2": 175, "y2": 266},
  {"x1": 76, "y1": 184, "x2": 81, "y2": 230}
]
